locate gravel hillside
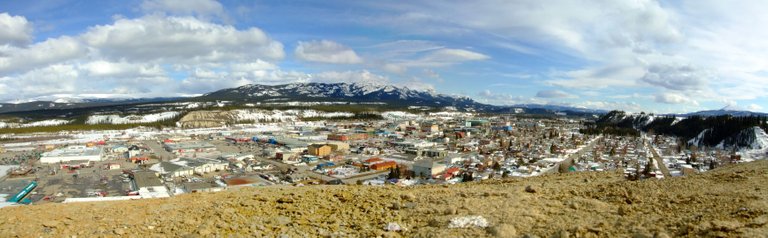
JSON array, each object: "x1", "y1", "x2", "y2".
[{"x1": 1, "y1": 160, "x2": 766, "y2": 237}]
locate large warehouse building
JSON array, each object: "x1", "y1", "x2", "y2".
[{"x1": 40, "y1": 145, "x2": 103, "y2": 164}]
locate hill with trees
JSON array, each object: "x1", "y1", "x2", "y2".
[{"x1": 583, "y1": 110, "x2": 768, "y2": 149}]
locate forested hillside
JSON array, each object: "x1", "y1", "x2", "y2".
[{"x1": 583, "y1": 110, "x2": 768, "y2": 149}]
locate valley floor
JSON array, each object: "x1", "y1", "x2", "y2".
[{"x1": 1, "y1": 160, "x2": 766, "y2": 237}]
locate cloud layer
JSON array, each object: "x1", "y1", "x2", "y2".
[
  {"x1": 294, "y1": 40, "x2": 362, "y2": 64},
  {"x1": 0, "y1": 0, "x2": 765, "y2": 113}
]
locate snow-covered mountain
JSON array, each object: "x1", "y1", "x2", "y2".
[{"x1": 200, "y1": 82, "x2": 490, "y2": 111}]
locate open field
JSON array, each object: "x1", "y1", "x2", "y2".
[{"x1": 0, "y1": 159, "x2": 765, "y2": 237}]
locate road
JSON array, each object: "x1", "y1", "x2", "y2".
[
  {"x1": 143, "y1": 140, "x2": 175, "y2": 161},
  {"x1": 554, "y1": 135, "x2": 603, "y2": 174},
  {"x1": 645, "y1": 140, "x2": 672, "y2": 177},
  {"x1": 340, "y1": 170, "x2": 389, "y2": 184}
]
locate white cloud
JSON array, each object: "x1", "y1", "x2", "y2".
[
  {"x1": 422, "y1": 69, "x2": 441, "y2": 79},
  {"x1": 230, "y1": 60, "x2": 277, "y2": 72},
  {"x1": 310, "y1": 70, "x2": 389, "y2": 84},
  {"x1": 747, "y1": 104, "x2": 763, "y2": 112},
  {"x1": 368, "y1": 40, "x2": 445, "y2": 57},
  {"x1": 423, "y1": 49, "x2": 489, "y2": 62},
  {"x1": 366, "y1": 0, "x2": 680, "y2": 56},
  {"x1": 654, "y1": 93, "x2": 699, "y2": 106},
  {"x1": 385, "y1": 48, "x2": 489, "y2": 71},
  {"x1": 476, "y1": 90, "x2": 544, "y2": 105},
  {"x1": 547, "y1": 64, "x2": 644, "y2": 89},
  {"x1": 476, "y1": 89, "x2": 643, "y2": 112},
  {"x1": 141, "y1": 0, "x2": 226, "y2": 20},
  {"x1": 640, "y1": 64, "x2": 709, "y2": 92},
  {"x1": 0, "y1": 13, "x2": 33, "y2": 46},
  {"x1": 577, "y1": 101, "x2": 644, "y2": 112},
  {"x1": 0, "y1": 36, "x2": 86, "y2": 74},
  {"x1": 81, "y1": 61, "x2": 164, "y2": 78},
  {"x1": 294, "y1": 40, "x2": 362, "y2": 64},
  {"x1": 0, "y1": 64, "x2": 79, "y2": 99},
  {"x1": 0, "y1": 14, "x2": 289, "y2": 101},
  {"x1": 82, "y1": 15, "x2": 284, "y2": 63}
]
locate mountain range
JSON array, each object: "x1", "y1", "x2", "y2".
[
  {"x1": 0, "y1": 82, "x2": 763, "y2": 117},
  {"x1": 0, "y1": 82, "x2": 604, "y2": 116}
]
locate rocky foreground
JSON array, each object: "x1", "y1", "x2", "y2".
[{"x1": 1, "y1": 160, "x2": 767, "y2": 238}]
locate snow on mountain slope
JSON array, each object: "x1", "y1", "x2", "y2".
[
  {"x1": 739, "y1": 127, "x2": 768, "y2": 161},
  {"x1": 232, "y1": 109, "x2": 354, "y2": 123},
  {"x1": 86, "y1": 112, "x2": 181, "y2": 125},
  {"x1": 598, "y1": 111, "x2": 656, "y2": 129},
  {"x1": 749, "y1": 127, "x2": 768, "y2": 149},
  {"x1": 688, "y1": 128, "x2": 711, "y2": 146}
]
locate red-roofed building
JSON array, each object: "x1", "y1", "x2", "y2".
[
  {"x1": 440, "y1": 167, "x2": 461, "y2": 180},
  {"x1": 129, "y1": 157, "x2": 150, "y2": 164},
  {"x1": 370, "y1": 161, "x2": 397, "y2": 171},
  {"x1": 364, "y1": 157, "x2": 383, "y2": 164}
]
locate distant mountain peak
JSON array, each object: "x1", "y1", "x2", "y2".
[
  {"x1": 200, "y1": 82, "x2": 490, "y2": 112},
  {"x1": 720, "y1": 104, "x2": 744, "y2": 111}
]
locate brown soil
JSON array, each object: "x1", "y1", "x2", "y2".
[
  {"x1": 225, "y1": 178, "x2": 254, "y2": 186},
  {"x1": 1, "y1": 160, "x2": 766, "y2": 237}
]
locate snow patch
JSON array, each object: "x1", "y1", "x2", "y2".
[
  {"x1": 448, "y1": 216, "x2": 490, "y2": 228},
  {"x1": 687, "y1": 128, "x2": 711, "y2": 147},
  {"x1": 232, "y1": 109, "x2": 354, "y2": 122},
  {"x1": 429, "y1": 111, "x2": 473, "y2": 119},
  {"x1": 381, "y1": 111, "x2": 420, "y2": 120},
  {"x1": 0, "y1": 165, "x2": 19, "y2": 178},
  {"x1": 739, "y1": 127, "x2": 768, "y2": 161},
  {"x1": 21, "y1": 119, "x2": 71, "y2": 127},
  {"x1": 87, "y1": 112, "x2": 181, "y2": 125}
]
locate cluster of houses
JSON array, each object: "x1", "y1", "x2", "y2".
[{"x1": 9, "y1": 110, "x2": 738, "y2": 205}]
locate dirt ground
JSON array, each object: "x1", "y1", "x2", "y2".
[{"x1": 0, "y1": 160, "x2": 766, "y2": 237}]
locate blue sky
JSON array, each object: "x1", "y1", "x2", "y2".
[{"x1": 0, "y1": 0, "x2": 767, "y2": 113}]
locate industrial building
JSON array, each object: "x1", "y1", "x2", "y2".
[
  {"x1": 39, "y1": 146, "x2": 103, "y2": 164},
  {"x1": 164, "y1": 141, "x2": 217, "y2": 155},
  {"x1": 308, "y1": 144, "x2": 332, "y2": 157},
  {"x1": 412, "y1": 159, "x2": 447, "y2": 177}
]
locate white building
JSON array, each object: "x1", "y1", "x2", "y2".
[
  {"x1": 150, "y1": 158, "x2": 227, "y2": 177},
  {"x1": 412, "y1": 159, "x2": 447, "y2": 177},
  {"x1": 40, "y1": 146, "x2": 103, "y2": 164}
]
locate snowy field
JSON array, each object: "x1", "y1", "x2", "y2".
[{"x1": 381, "y1": 111, "x2": 420, "y2": 120}]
